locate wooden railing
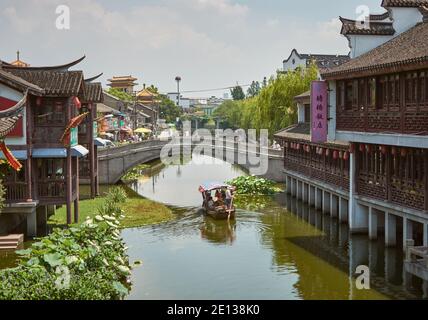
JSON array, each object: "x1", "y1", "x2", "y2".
[
  {"x1": 37, "y1": 180, "x2": 66, "y2": 199},
  {"x1": 4, "y1": 182, "x2": 27, "y2": 202}
]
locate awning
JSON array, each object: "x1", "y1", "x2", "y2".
[
  {"x1": 33, "y1": 148, "x2": 67, "y2": 158},
  {"x1": 0, "y1": 150, "x2": 27, "y2": 160},
  {"x1": 94, "y1": 137, "x2": 108, "y2": 147},
  {"x1": 71, "y1": 145, "x2": 89, "y2": 158},
  {"x1": 32, "y1": 145, "x2": 89, "y2": 158}
]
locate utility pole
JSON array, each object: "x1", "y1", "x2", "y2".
[{"x1": 175, "y1": 76, "x2": 182, "y2": 107}]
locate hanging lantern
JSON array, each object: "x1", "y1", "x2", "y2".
[
  {"x1": 391, "y1": 147, "x2": 397, "y2": 156},
  {"x1": 285, "y1": 142, "x2": 289, "y2": 149},
  {"x1": 380, "y1": 146, "x2": 387, "y2": 155},
  {"x1": 359, "y1": 144, "x2": 365, "y2": 152},
  {"x1": 401, "y1": 148, "x2": 407, "y2": 157},
  {"x1": 339, "y1": 151, "x2": 343, "y2": 159},
  {"x1": 349, "y1": 143, "x2": 355, "y2": 154},
  {"x1": 320, "y1": 148, "x2": 325, "y2": 156},
  {"x1": 36, "y1": 97, "x2": 42, "y2": 106},
  {"x1": 296, "y1": 143, "x2": 301, "y2": 150},
  {"x1": 344, "y1": 151, "x2": 350, "y2": 161},
  {"x1": 333, "y1": 150, "x2": 339, "y2": 160},
  {"x1": 325, "y1": 149, "x2": 330, "y2": 157},
  {"x1": 72, "y1": 96, "x2": 81, "y2": 109},
  {"x1": 366, "y1": 144, "x2": 371, "y2": 153}
]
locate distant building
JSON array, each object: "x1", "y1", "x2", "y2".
[
  {"x1": 167, "y1": 92, "x2": 191, "y2": 109},
  {"x1": 107, "y1": 75, "x2": 138, "y2": 94},
  {"x1": 282, "y1": 49, "x2": 350, "y2": 73},
  {"x1": 9, "y1": 51, "x2": 30, "y2": 68}
]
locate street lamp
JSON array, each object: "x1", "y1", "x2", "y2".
[{"x1": 175, "y1": 76, "x2": 182, "y2": 107}]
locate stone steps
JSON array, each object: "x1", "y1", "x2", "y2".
[{"x1": 0, "y1": 234, "x2": 24, "y2": 250}]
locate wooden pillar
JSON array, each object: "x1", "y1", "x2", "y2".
[
  {"x1": 386, "y1": 146, "x2": 392, "y2": 202},
  {"x1": 25, "y1": 95, "x2": 33, "y2": 201},
  {"x1": 66, "y1": 97, "x2": 72, "y2": 225},
  {"x1": 74, "y1": 157, "x2": 79, "y2": 223},
  {"x1": 424, "y1": 150, "x2": 428, "y2": 212}
]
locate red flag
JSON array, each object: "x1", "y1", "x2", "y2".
[{"x1": 0, "y1": 142, "x2": 22, "y2": 171}]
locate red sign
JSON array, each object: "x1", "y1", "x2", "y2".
[
  {"x1": 0, "y1": 96, "x2": 23, "y2": 137},
  {"x1": 311, "y1": 81, "x2": 328, "y2": 143}
]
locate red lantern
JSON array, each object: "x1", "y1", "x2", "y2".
[
  {"x1": 296, "y1": 143, "x2": 300, "y2": 150},
  {"x1": 366, "y1": 144, "x2": 371, "y2": 153},
  {"x1": 391, "y1": 147, "x2": 397, "y2": 156},
  {"x1": 73, "y1": 96, "x2": 81, "y2": 109},
  {"x1": 349, "y1": 143, "x2": 355, "y2": 154},
  {"x1": 401, "y1": 148, "x2": 407, "y2": 157},
  {"x1": 344, "y1": 151, "x2": 350, "y2": 161},
  {"x1": 339, "y1": 151, "x2": 343, "y2": 159},
  {"x1": 333, "y1": 150, "x2": 339, "y2": 160},
  {"x1": 359, "y1": 144, "x2": 364, "y2": 152},
  {"x1": 380, "y1": 146, "x2": 387, "y2": 155}
]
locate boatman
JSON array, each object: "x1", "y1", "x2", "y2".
[{"x1": 225, "y1": 187, "x2": 235, "y2": 210}]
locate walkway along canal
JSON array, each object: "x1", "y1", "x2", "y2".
[{"x1": 122, "y1": 153, "x2": 427, "y2": 300}]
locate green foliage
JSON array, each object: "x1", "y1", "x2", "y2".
[
  {"x1": 122, "y1": 164, "x2": 151, "y2": 182},
  {"x1": 226, "y1": 176, "x2": 282, "y2": 195},
  {"x1": 247, "y1": 81, "x2": 261, "y2": 98},
  {"x1": 0, "y1": 179, "x2": 5, "y2": 211},
  {"x1": 230, "y1": 85, "x2": 245, "y2": 100},
  {"x1": 158, "y1": 95, "x2": 183, "y2": 123},
  {"x1": 0, "y1": 189, "x2": 132, "y2": 300},
  {"x1": 107, "y1": 88, "x2": 134, "y2": 102},
  {"x1": 215, "y1": 65, "x2": 318, "y2": 136}
]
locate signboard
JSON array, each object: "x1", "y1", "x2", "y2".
[
  {"x1": 311, "y1": 81, "x2": 328, "y2": 143},
  {"x1": 93, "y1": 121, "x2": 98, "y2": 138},
  {"x1": 70, "y1": 127, "x2": 78, "y2": 147}
]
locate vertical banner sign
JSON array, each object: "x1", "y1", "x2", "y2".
[
  {"x1": 93, "y1": 121, "x2": 98, "y2": 138},
  {"x1": 70, "y1": 127, "x2": 78, "y2": 147},
  {"x1": 311, "y1": 81, "x2": 328, "y2": 143}
]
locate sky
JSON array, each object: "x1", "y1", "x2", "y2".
[{"x1": 1, "y1": 0, "x2": 382, "y2": 98}]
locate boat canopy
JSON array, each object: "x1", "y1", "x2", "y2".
[{"x1": 199, "y1": 182, "x2": 232, "y2": 193}]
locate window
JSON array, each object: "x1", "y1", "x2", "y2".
[
  {"x1": 337, "y1": 81, "x2": 345, "y2": 109},
  {"x1": 34, "y1": 99, "x2": 65, "y2": 126},
  {"x1": 406, "y1": 72, "x2": 418, "y2": 104},
  {"x1": 37, "y1": 159, "x2": 65, "y2": 180},
  {"x1": 368, "y1": 78, "x2": 376, "y2": 107},
  {"x1": 359, "y1": 79, "x2": 366, "y2": 107},
  {"x1": 345, "y1": 81, "x2": 354, "y2": 109},
  {"x1": 304, "y1": 104, "x2": 310, "y2": 123}
]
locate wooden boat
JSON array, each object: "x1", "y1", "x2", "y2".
[{"x1": 199, "y1": 182, "x2": 236, "y2": 220}]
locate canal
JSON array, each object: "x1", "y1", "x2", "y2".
[{"x1": 124, "y1": 154, "x2": 426, "y2": 300}]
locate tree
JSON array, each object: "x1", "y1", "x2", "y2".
[
  {"x1": 230, "y1": 85, "x2": 245, "y2": 101},
  {"x1": 106, "y1": 88, "x2": 133, "y2": 102},
  {"x1": 247, "y1": 81, "x2": 261, "y2": 98},
  {"x1": 158, "y1": 95, "x2": 183, "y2": 123}
]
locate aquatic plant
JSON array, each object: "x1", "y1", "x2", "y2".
[
  {"x1": 0, "y1": 188, "x2": 132, "y2": 300},
  {"x1": 226, "y1": 176, "x2": 282, "y2": 195}
]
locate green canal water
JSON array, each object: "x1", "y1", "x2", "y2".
[{"x1": 124, "y1": 154, "x2": 426, "y2": 300}]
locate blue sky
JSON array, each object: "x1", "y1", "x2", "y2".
[{"x1": 1, "y1": 0, "x2": 381, "y2": 97}]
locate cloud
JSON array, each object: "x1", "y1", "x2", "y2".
[{"x1": 190, "y1": 0, "x2": 249, "y2": 17}]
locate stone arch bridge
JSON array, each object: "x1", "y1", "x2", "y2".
[{"x1": 97, "y1": 139, "x2": 284, "y2": 184}]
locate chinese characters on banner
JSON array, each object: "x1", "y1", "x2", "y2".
[{"x1": 311, "y1": 81, "x2": 328, "y2": 143}]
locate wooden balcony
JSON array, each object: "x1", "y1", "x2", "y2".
[{"x1": 5, "y1": 182, "x2": 27, "y2": 203}]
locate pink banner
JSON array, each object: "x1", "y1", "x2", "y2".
[{"x1": 311, "y1": 81, "x2": 328, "y2": 143}]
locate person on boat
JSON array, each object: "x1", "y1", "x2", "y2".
[
  {"x1": 225, "y1": 187, "x2": 235, "y2": 210},
  {"x1": 207, "y1": 196, "x2": 215, "y2": 210},
  {"x1": 214, "y1": 190, "x2": 223, "y2": 205}
]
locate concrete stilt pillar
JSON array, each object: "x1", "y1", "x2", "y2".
[
  {"x1": 385, "y1": 212, "x2": 397, "y2": 247},
  {"x1": 286, "y1": 176, "x2": 291, "y2": 194},
  {"x1": 291, "y1": 179, "x2": 297, "y2": 197},
  {"x1": 368, "y1": 207, "x2": 378, "y2": 240},
  {"x1": 330, "y1": 194, "x2": 338, "y2": 218},
  {"x1": 339, "y1": 197, "x2": 348, "y2": 223},
  {"x1": 26, "y1": 209, "x2": 37, "y2": 238},
  {"x1": 309, "y1": 186, "x2": 315, "y2": 207},
  {"x1": 330, "y1": 218, "x2": 338, "y2": 243},
  {"x1": 349, "y1": 202, "x2": 369, "y2": 234},
  {"x1": 303, "y1": 183, "x2": 309, "y2": 203},
  {"x1": 424, "y1": 223, "x2": 428, "y2": 247},
  {"x1": 403, "y1": 217, "x2": 414, "y2": 251},
  {"x1": 338, "y1": 223, "x2": 348, "y2": 247},
  {"x1": 296, "y1": 180, "x2": 301, "y2": 200},
  {"x1": 322, "y1": 191, "x2": 330, "y2": 214},
  {"x1": 315, "y1": 188, "x2": 322, "y2": 210},
  {"x1": 368, "y1": 241, "x2": 379, "y2": 272},
  {"x1": 315, "y1": 210, "x2": 322, "y2": 230}
]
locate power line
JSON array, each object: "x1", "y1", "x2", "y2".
[{"x1": 179, "y1": 83, "x2": 252, "y2": 94}]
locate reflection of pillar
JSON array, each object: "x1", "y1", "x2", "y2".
[
  {"x1": 322, "y1": 190, "x2": 330, "y2": 214},
  {"x1": 368, "y1": 240, "x2": 379, "y2": 272},
  {"x1": 315, "y1": 210, "x2": 322, "y2": 230},
  {"x1": 423, "y1": 281, "x2": 428, "y2": 300},
  {"x1": 330, "y1": 194, "x2": 338, "y2": 218},
  {"x1": 291, "y1": 178, "x2": 296, "y2": 197},
  {"x1": 303, "y1": 183, "x2": 309, "y2": 203},
  {"x1": 315, "y1": 188, "x2": 322, "y2": 210},
  {"x1": 322, "y1": 215, "x2": 330, "y2": 236},
  {"x1": 349, "y1": 235, "x2": 369, "y2": 275},
  {"x1": 424, "y1": 223, "x2": 428, "y2": 247},
  {"x1": 296, "y1": 180, "x2": 301, "y2": 200},
  {"x1": 384, "y1": 247, "x2": 397, "y2": 282},
  {"x1": 330, "y1": 218, "x2": 338, "y2": 243},
  {"x1": 309, "y1": 185, "x2": 315, "y2": 207},
  {"x1": 309, "y1": 208, "x2": 316, "y2": 226},
  {"x1": 403, "y1": 217, "x2": 414, "y2": 251},
  {"x1": 368, "y1": 207, "x2": 378, "y2": 240},
  {"x1": 338, "y1": 223, "x2": 349, "y2": 247},
  {"x1": 385, "y1": 212, "x2": 397, "y2": 247},
  {"x1": 339, "y1": 197, "x2": 348, "y2": 223}
]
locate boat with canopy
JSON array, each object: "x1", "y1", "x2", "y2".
[{"x1": 198, "y1": 182, "x2": 236, "y2": 220}]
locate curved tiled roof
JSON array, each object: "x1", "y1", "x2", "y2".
[
  {"x1": 0, "y1": 69, "x2": 43, "y2": 95},
  {"x1": 369, "y1": 12, "x2": 391, "y2": 21},
  {"x1": 1, "y1": 56, "x2": 86, "y2": 72},
  {"x1": 340, "y1": 17, "x2": 395, "y2": 36},
  {"x1": 83, "y1": 82, "x2": 103, "y2": 103},
  {"x1": 85, "y1": 73, "x2": 103, "y2": 83},
  {"x1": 322, "y1": 22, "x2": 428, "y2": 79},
  {"x1": 283, "y1": 49, "x2": 350, "y2": 69},
  {"x1": 6, "y1": 69, "x2": 84, "y2": 96},
  {"x1": 0, "y1": 93, "x2": 26, "y2": 138},
  {"x1": 381, "y1": 0, "x2": 428, "y2": 7}
]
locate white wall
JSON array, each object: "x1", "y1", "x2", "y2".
[
  {"x1": 348, "y1": 34, "x2": 394, "y2": 58},
  {"x1": 0, "y1": 83, "x2": 26, "y2": 145},
  {"x1": 297, "y1": 103, "x2": 305, "y2": 123},
  {"x1": 390, "y1": 7, "x2": 423, "y2": 35},
  {"x1": 283, "y1": 51, "x2": 307, "y2": 72}
]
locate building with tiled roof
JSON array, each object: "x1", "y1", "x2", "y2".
[
  {"x1": 107, "y1": 75, "x2": 138, "y2": 94},
  {"x1": 9, "y1": 51, "x2": 30, "y2": 68},
  {"x1": 282, "y1": 49, "x2": 350, "y2": 73}
]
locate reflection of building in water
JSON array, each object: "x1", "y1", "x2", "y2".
[
  {"x1": 260, "y1": 194, "x2": 425, "y2": 299},
  {"x1": 200, "y1": 218, "x2": 237, "y2": 246}
]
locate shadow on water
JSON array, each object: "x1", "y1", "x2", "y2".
[{"x1": 122, "y1": 153, "x2": 428, "y2": 300}]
